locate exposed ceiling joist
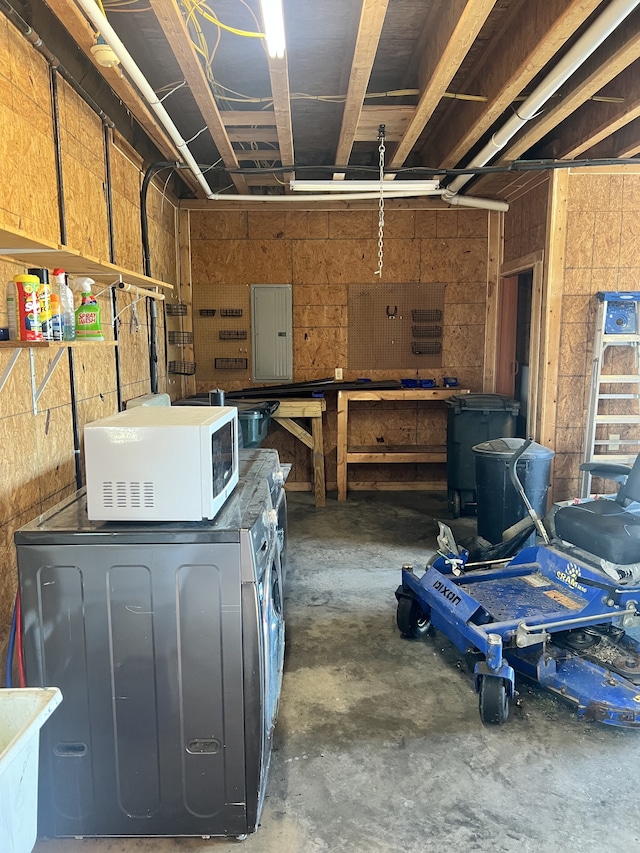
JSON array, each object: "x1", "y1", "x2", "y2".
[
  {"x1": 422, "y1": 0, "x2": 602, "y2": 170},
  {"x1": 41, "y1": 0, "x2": 202, "y2": 196},
  {"x1": 585, "y1": 115, "x2": 640, "y2": 159},
  {"x1": 388, "y1": 0, "x2": 497, "y2": 169},
  {"x1": 542, "y1": 63, "x2": 640, "y2": 159},
  {"x1": 147, "y1": 0, "x2": 248, "y2": 194},
  {"x1": 227, "y1": 128, "x2": 279, "y2": 144},
  {"x1": 334, "y1": 0, "x2": 389, "y2": 169},
  {"x1": 497, "y1": 14, "x2": 640, "y2": 164},
  {"x1": 263, "y1": 34, "x2": 295, "y2": 185},
  {"x1": 220, "y1": 111, "x2": 277, "y2": 127},
  {"x1": 355, "y1": 106, "x2": 414, "y2": 142}
]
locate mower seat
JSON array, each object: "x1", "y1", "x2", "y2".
[{"x1": 554, "y1": 457, "x2": 640, "y2": 565}]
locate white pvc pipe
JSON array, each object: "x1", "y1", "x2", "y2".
[
  {"x1": 444, "y1": 194, "x2": 508, "y2": 212},
  {"x1": 75, "y1": 0, "x2": 217, "y2": 199},
  {"x1": 443, "y1": 0, "x2": 640, "y2": 199},
  {"x1": 205, "y1": 189, "x2": 508, "y2": 211}
]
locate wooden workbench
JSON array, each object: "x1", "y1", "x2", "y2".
[
  {"x1": 336, "y1": 388, "x2": 469, "y2": 501},
  {"x1": 261, "y1": 397, "x2": 327, "y2": 507}
]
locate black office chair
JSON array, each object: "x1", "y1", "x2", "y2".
[{"x1": 554, "y1": 457, "x2": 640, "y2": 565}]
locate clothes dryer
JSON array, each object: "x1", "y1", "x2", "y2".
[{"x1": 16, "y1": 466, "x2": 284, "y2": 839}]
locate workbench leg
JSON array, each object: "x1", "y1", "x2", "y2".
[
  {"x1": 311, "y1": 416, "x2": 326, "y2": 508},
  {"x1": 337, "y1": 394, "x2": 347, "y2": 501}
]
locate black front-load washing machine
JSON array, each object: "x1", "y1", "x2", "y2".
[{"x1": 15, "y1": 452, "x2": 285, "y2": 839}]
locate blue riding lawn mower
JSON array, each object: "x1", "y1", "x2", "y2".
[{"x1": 395, "y1": 441, "x2": 640, "y2": 728}]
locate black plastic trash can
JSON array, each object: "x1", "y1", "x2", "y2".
[
  {"x1": 446, "y1": 394, "x2": 520, "y2": 517},
  {"x1": 472, "y1": 437, "x2": 554, "y2": 545}
]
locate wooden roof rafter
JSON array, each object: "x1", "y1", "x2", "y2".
[
  {"x1": 493, "y1": 17, "x2": 640, "y2": 165},
  {"x1": 422, "y1": 0, "x2": 603, "y2": 170},
  {"x1": 147, "y1": 0, "x2": 248, "y2": 194},
  {"x1": 334, "y1": 0, "x2": 390, "y2": 171},
  {"x1": 387, "y1": 0, "x2": 498, "y2": 170},
  {"x1": 264, "y1": 50, "x2": 295, "y2": 189}
]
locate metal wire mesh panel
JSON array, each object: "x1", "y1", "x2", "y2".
[
  {"x1": 166, "y1": 302, "x2": 188, "y2": 316},
  {"x1": 168, "y1": 331, "x2": 194, "y2": 345},
  {"x1": 168, "y1": 361, "x2": 196, "y2": 375},
  {"x1": 348, "y1": 283, "x2": 445, "y2": 369},
  {"x1": 215, "y1": 358, "x2": 248, "y2": 370},
  {"x1": 219, "y1": 330, "x2": 248, "y2": 340}
]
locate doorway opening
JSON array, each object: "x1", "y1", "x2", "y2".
[{"x1": 495, "y1": 269, "x2": 535, "y2": 437}]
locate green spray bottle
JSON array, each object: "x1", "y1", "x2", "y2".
[{"x1": 74, "y1": 277, "x2": 104, "y2": 341}]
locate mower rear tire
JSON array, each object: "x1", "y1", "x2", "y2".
[
  {"x1": 479, "y1": 676, "x2": 510, "y2": 725},
  {"x1": 396, "y1": 597, "x2": 432, "y2": 639}
]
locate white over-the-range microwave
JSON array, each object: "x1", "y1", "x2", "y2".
[{"x1": 84, "y1": 406, "x2": 239, "y2": 522}]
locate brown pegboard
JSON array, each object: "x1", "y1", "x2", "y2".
[
  {"x1": 348, "y1": 283, "x2": 445, "y2": 369},
  {"x1": 192, "y1": 280, "x2": 251, "y2": 383}
]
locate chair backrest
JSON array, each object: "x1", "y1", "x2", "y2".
[{"x1": 617, "y1": 454, "x2": 640, "y2": 505}]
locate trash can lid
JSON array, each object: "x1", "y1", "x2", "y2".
[
  {"x1": 234, "y1": 400, "x2": 280, "y2": 418},
  {"x1": 446, "y1": 393, "x2": 520, "y2": 413},
  {"x1": 471, "y1": 437, "x2": 555, "y2": 458}
]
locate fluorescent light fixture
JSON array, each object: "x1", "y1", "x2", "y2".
[
  {"x1": 260, "y1": 0, "x2": 286, "y2": 59},
  {"x1": 290, "y1": 180, "x2": 441, "y2": 193}
]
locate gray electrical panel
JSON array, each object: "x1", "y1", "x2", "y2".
[{"x1": 251, "y1": 284, "x2": 292, "y2": 382}]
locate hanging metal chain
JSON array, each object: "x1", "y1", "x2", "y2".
[{"x1": 374, "y1": 125, "x2": 385, "y2": 278}]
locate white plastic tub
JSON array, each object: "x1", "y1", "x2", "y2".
[{"x1": 0, "y1": 688, "x2": 62, "y2": 853}]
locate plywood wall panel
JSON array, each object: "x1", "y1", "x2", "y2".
[
  {"x1": 34, "y1": 405, "x2": 76, "y2": 503},
  {"x1": 378, "y1": 239, "x2": 420, "y2": 281},
  {"x1": 293, "y1": 305, "x2": 345, "y2": 327},
  {"x1": 191, "y1": 211, "x2": 248, "y2": 240},
  {"x1": 435, "y1": 211, "x2": 458, "y2": 238},
  {"x1": 293, "y1": 240, "x2": 378, "y2": 284},
  {"x1": 592, "y1": 212, "x2": 622, "y2": 269},
  {"x1": 421, "y1": 238, "x2": 487, "y2": 282},
  {"x1": 383, "y1": 211, "x2": 415, "y2": 239},
  {"x1": 415, "y1": 210, "x2": 437, "y2": 237},
  {"x1": 328, "y1": 211, "x2": 374, "y2": 239},
  {"x1": 248, "y1": 211, "x2": 287, "y2": 239},
  {"x1": 284, "y1": 211, "x2": 328, "y2": 239},
  {"x1": 0, "y1": 411, "x2": 40, "y2": 523},
  {"x1": 294, "y1": 327, "x2": 348, "y2": 369},
  {"x1": 0, "y1": 350, "x2": 35, "y2": 417},
  {"x1": 564, "y1": 211, "x2": 595, "y2": 268},
  {"x1": 294, "y1": 284, "x2": 348, "y2": 306}
]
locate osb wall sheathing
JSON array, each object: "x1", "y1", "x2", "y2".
[
  {"x1": 189, "y1": 207, "x2": 495, "y2": 489},
  {"x1": 503, "y1": 175, "x2": 549, "y2": 264},
  {"x1": 0, "y1": 19, "x2": 178, "y2": 637},
  {"x1": 553, "y1": 169, "x2": 640, "y2": 501}
]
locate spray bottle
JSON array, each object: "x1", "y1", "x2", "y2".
[
  {"x1": 73, "y1": 277, "x2": 104, "y2": 341},
  {"x1": 52, "y1": 268, "x2": 76, "y2": 341}
]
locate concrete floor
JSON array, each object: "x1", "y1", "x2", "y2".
[{"x1": 34, "y1": 491, "x2": 640, "y2": 853}]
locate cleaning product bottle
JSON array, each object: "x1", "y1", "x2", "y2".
[
  {"x1": 74, "y1": 277, "x2": 103, "y2": 341},
  {"x1": 49, "y1": 293, "x2": 63, "y2": 341},
  {"x1": 6, "y1": 274, "x2": 43, "y2": 340},
  {"x1": 52, "y1": 268, "x2": 76, "y2": 341},
  {"x1": 28, "y1": 268, "x2": 53, "y2": 341}
]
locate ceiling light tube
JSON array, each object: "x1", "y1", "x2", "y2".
[
  {"x1": 260, "y1": 0, "x2": 286, "y2": 59},
  {"x1": 290, "y1": 180, "x2": 440, "y2": 193}
]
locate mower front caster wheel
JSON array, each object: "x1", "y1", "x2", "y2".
[
  {"x1": 397, "y1": 597, "x2": 431, "y2": 639},
  {"x1": 478, "y1": 675, "x2": 510, "y2": 725}
]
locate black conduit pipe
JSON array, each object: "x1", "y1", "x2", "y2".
[
  {"x1": 140, "y1": 162, "x2": 181, "y2": 395},
  {"x1": 103, "y1": 124, "x2": 123, "y2": 411},
  {"x1": 48, "y1": 66, "x2": 83, "y2": 490}
]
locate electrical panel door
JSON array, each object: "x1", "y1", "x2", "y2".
[{"x1": 251, "y1": 285, "x2": 292, "y2": 382}]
